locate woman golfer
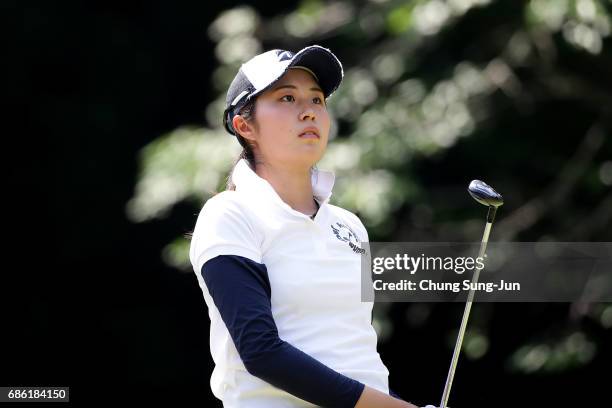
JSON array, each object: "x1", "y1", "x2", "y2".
[{"x1": 190, "y1": 45, "x2": 436, "y2": 408}]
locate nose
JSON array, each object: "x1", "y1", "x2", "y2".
[{"x1": 299, "y1": 108, "x2": 316, "y2": 121}]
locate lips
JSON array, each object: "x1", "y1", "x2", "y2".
[{"x1": 298, "y1": 127, "x2": 320, "y2": 139}]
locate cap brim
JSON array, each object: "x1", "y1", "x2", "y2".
[{"x1": 286, "y1": 45, "x2": 344, "y2": 98}]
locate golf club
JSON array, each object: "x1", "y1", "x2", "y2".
[{"x1": 439, "y1": 180, "x2": 504, "y2": 408}]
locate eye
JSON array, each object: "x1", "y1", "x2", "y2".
[
  {"x1": 280, "y1": 95, "x2": 295, "y2": 102},
  {"x1": 313, "y1": 96, "x2": 323, "y2": 104}
]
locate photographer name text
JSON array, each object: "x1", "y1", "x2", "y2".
[{"x1": 373, "y1": 279, "x2": 521, "y2": 293}]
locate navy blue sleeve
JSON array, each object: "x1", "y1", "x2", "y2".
[{"x1": 202, "y1": 255, "x2": 366, "y2": 408}]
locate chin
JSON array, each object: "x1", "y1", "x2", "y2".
[{"x1": 285, "y1": 151, "x2": 324, "y2": 169}]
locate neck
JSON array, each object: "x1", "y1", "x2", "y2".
[{"x1": 255, "y1": 161, "x2": 318, "y2": 216}]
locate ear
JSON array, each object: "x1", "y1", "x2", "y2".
[{"x1": 232, "y1": 115, "x2": 256, "y2": 141}]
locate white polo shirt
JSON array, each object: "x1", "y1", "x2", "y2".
[{"x1": 190, "y1": 159, "x2": 389, "y2": 407}]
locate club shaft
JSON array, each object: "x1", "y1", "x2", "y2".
[{"x1": 440, "y1": 206, "x2": 496, "y2": 408}]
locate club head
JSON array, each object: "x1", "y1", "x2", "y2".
[{"x1": 468, "y1": 180, "x2": 504, "y2": 207}]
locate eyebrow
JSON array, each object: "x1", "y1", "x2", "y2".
[{"x1": 271, "y1": 84, "x2": 324, "y2": 94}]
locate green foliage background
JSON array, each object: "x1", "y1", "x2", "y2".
[{"x1": 127, "y1": 0, "x2": 612, "y2": 404}]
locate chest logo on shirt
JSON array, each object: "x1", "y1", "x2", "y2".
[{"x1": 330, "y1": 222, "x2": 366, "y2": 255}]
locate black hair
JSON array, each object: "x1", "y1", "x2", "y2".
[{"x1": 226, "y1": 98, "x2": 257, "y2": 191}]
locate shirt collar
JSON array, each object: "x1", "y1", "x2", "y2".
[{"x1": 232, "y1": 159, "x2": 335, "y2": 203}]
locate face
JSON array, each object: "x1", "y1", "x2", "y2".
[{"x1": 233, "y1": 68, "x2": 330, "y2": 169}]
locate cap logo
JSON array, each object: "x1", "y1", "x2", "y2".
[{"x1": 276, "y1": 50, "x2": 294, "y2": 61}]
